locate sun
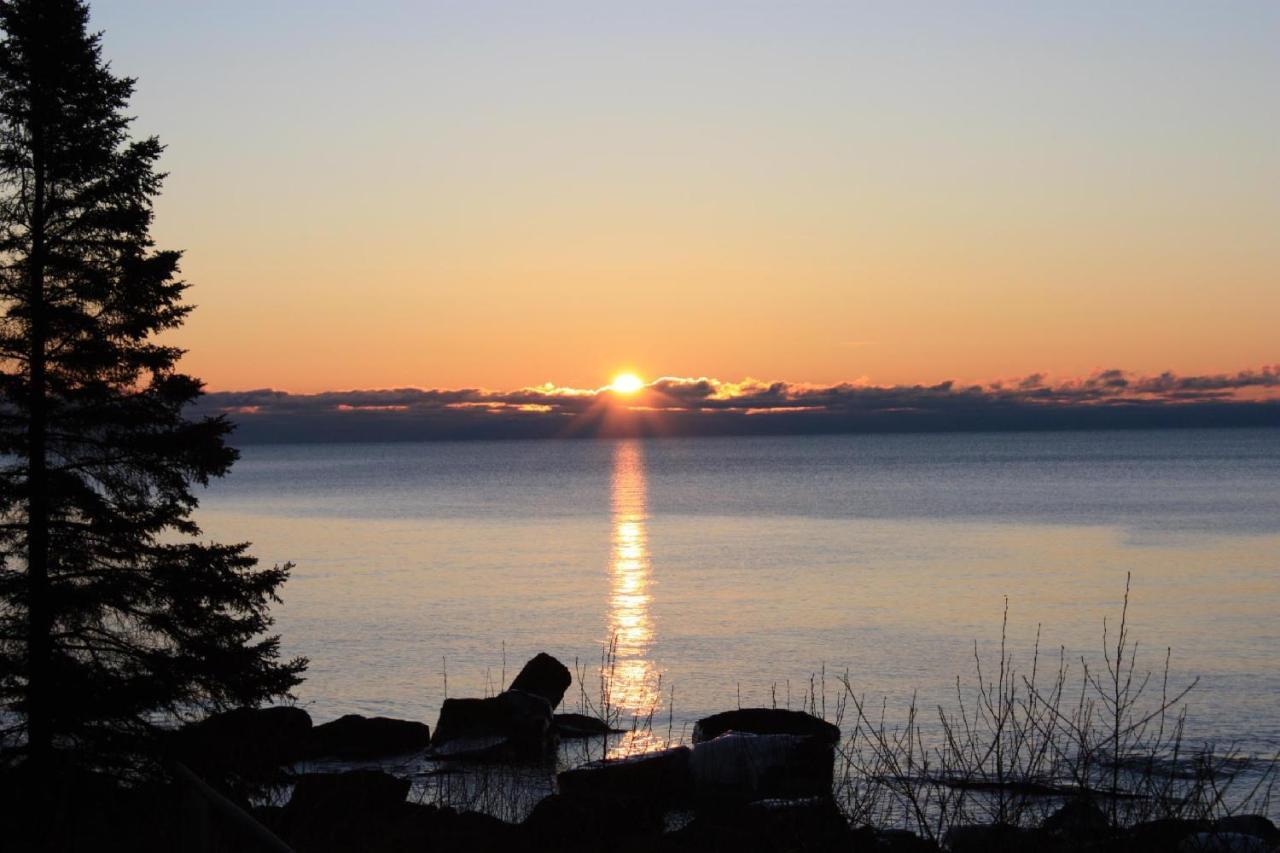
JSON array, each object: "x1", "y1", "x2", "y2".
[{"x1": 609, "y1": 373, "x2": 645, "y2": 394}]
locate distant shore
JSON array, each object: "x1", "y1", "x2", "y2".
[{"x1": 196, "y1": 388, "x2": 1280, "y2": 444}]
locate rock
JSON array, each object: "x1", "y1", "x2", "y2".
[
  {"x1": 283, "y1": 797, "x2": 517, "y2": 853},
  {"x1": 1212, "y1": 816, "x2": 1280, "y2": 844},
  {"x1": 668, "y1": 796, "x2": 854, "y2": 853},
  {"x1": 172, "y1": 705, "x2": 313, "y2": 789},
  {"x1": 431, "y1": 690, "x2": 555, "y2": 760},
  {"x1": 282, "y1": 768, "x2": 412, "y2": 848},
  {"x1": 557, "y1": 745, "x2": 692, "y2": 807},
  {"x1": 306, "y1": 713, "x2": 431, "y2": 760},
  {"x1": 390, "y1": 802, "x2": 517, "y2": 853},
  {"x1": 523, "y1": 792, "x2": 663, "y2": 849},
  {"x1": 743, "y1": 797, "x2": 853, "y2": 847},
  {"x1": 876, "y1": 827, "x2": 940, "y2": 852},
  {"x1": 944, "y1": 823, "x2": 1045, "y2": 853},
  {"x1": 1128, "y1": 818, "x2": 1210, "y2": 852},
  {"x1": 249, "y1": 803, "x2": 286, "y2": 835},
  {"x1": 509, "y1": 652, "x2": 573, "y2": 710},
  {"x1": 553, "y1": 712, "x2": 625, "y2": 738},
  {"x1": 1042, "y1": 798, "x2": 1110, "y2": 840},
  {"x1": 692, "y1": 708, "x2": 841, "y2": 745},
  {"x1": 192, "y1": 704, "x2": 313, "y2": 743},
  {"x1": 1179, "y1": 832, "x2": 1275, "y2": 853},
  {"x1": 285, "y1": 769, "x2": 411, "y2": 819},
  {"x1": 431, "y1": 809, "x2": 517, "y2": 852},
  {"x1": 689, "y1": 732, "x2": 834, "y2": 801},
  {"x1": 433, "y1": 697, "x2": 517, "y2": 741}
]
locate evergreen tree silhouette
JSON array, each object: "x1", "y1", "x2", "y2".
[{"x1": 0, "y1": 0, "x2": 305, "y2": 779}]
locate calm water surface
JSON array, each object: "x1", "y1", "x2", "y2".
[{"x1": 197, "y1": 429, "x2": 1280, "y2": 758}]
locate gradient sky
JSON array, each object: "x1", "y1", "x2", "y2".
[{"x1": 90, "y1": 1, "x2": 1279, "y2": 393}]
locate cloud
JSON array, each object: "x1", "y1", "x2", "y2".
[{"x1": 194, "y1": 366, "x2": 1280, "y2": 443}]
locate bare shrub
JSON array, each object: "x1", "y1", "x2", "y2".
[{"x1": 834, "y1": 575, "x2": 1277, "y2": 842}]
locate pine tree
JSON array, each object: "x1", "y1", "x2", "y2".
[{"x1": 0, "y1": 0, "x2": 304, "y2": 774}]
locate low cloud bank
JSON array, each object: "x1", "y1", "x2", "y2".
[{"x1": 196, "y1": 367, "x2": 1280, "y2": 443}]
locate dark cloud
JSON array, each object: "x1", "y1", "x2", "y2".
[{"x1": 194, "y1": 367, "x2": 1280, "y2": 443}]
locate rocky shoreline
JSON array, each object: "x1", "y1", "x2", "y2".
[{"x1": 165, "y1": 652, "x2": 1279, "y2": 853}]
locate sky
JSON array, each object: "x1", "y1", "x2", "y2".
[
  {"x1": 197, "y1": 368, "x2": 1280, "y2": 443},
  {"x1": 89, "y1": 1, "x2": 1279, "y2": 396}
]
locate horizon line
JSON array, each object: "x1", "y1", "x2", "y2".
[{"x1": 192, "y1": 366, "x2": 1280, "y2": 444}]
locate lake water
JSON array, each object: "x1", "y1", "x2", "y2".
[{"x1": 198, "y1": 428, "x2": 1280, "y2": 765}]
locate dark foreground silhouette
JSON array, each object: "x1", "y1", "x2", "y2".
[
  {"x1": 0, "y1": 0, "x2": 305, "y2": 816},
  {"x1": 4, "y1": 651, "x2": 1276, "y2": 853}
]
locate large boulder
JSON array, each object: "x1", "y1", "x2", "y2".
[
  {"x1": 1179, "y1": 832, "x2": 1275, "y2": 853},
  {"x1": 285, "y1": 769, "x2": 410, "y2": 819},
  {"x1": 509, "y1": 652, "x2": 572, "y2": 710},
  {"x1": 177, "y1": 705, "x2": 312, "y2": 758},
  {"x1": 172, "y1": 705, "x2": 313, "y2": 792},
  {"x1": 1212, "y1": 816, "x2": 1280, "y2": 844},
  {"x1": 692, "y1": 708, "x2": 841, "y2": 745},
  {"x1": 194, "y1": 704, "x2": 313, "y2": 740},
  {"x1": 875, "y1": 828, "x2": 940, "y2": 852},
  {"x1": 1127, "y1": 818, "x2": 1210, "y2": 852},
  {"x1": 388, "y1": 803, "x2": 517, "y2": 853},
  {"x1": 306, "y1": 714, "x2": 431, "y2": 760},
  {"x1": 282, "y1": 769, "x2": 412, "y2": 849},
  {"x1": 523, "y1": 792, "x2": 663, "y2": 850},
  {"x1": 431, "y1": 689, "x2": 555, "y2": 760},
  {"x1": 944, "y1": 823, "x2": 1045, "y2": 853},
  {"x1": 668, "y1": 797, "x2": 855, "y2": 853},
  {"x1": 557, "y1": 745, "x2": 692, "y2": 808},
  {"x1": 689, "y1": 732, "x2": 834, "y2": 802},
  {"x1": 1041, "y1": 798, "x2": 1110, "y2": 841}
]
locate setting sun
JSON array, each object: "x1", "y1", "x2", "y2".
[{"x1": 609, "y1": 373, "x2": 645, "y2": 394}]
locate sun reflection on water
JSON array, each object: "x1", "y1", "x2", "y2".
[{"x1": 605, "y1": 440, "x2": 662, "y2": 751}]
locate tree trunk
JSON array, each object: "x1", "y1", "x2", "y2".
[{"x1": 26, "y1": 112, "x2": 52, "y2": 770}]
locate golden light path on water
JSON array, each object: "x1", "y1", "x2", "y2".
[{"x1": 606, "y1": 439, "x2": 663, "y2": 754}]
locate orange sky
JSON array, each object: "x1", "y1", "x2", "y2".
[{"x1": 89, "y1": 2, "x2": 1279, "y2": 393}]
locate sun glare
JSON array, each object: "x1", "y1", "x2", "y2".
[{"x1": 610, "y1": 373, "x2": 645, "y2": 394}]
